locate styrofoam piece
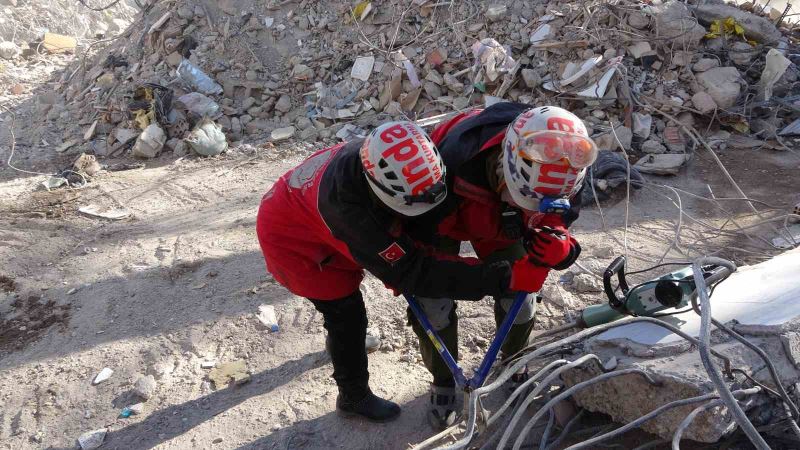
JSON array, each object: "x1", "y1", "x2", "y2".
[{"x1": 561, "y1": 56, "x2": 603, "y2": 86}]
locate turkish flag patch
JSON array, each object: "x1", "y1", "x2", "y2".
[{"x1": 378, "y1": 242, "x2": 406, "y2": 265}]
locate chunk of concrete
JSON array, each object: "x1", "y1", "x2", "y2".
[
  {"x1": 693, "y1": 3, "x2": 783, "y2": 44},
  {"x1": 696, "y1": 67, "x2": 741, "y2": 110},
  {"x1": 691, "y1": 91, "x2": 717, "y2": 114},
  {"x1": 692, "y1": 58, "x2": 719, "y2": 73},
  {"x1": 646, "y1": 1, "x2": 707, "y2": 47},
  {"x1": 565, "y1": 249, "x2": 800, "y2": 443}
]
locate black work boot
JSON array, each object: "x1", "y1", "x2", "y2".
[{"x1": 336, "y1": 389, "x2": 401, "y2": 422}]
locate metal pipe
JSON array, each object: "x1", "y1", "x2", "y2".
[{"x1": 692, "y1": 258, "x2": 770, "y2": 450}]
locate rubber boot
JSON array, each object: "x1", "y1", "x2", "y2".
[{"x1": 336, "y1": 388, "x2": 401, "y2": 422}]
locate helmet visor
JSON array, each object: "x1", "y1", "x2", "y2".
[{"x1": 518, "y1": 130, "x2": 599, "y2": 169}]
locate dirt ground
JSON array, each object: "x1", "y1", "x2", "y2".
[{"x1": 2, "y1": 35, "x2": 799, "y2": 450}]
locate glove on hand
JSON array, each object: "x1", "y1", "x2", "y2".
[
  {"x1": 525, "y1": 227, "x2": 573, "y2": 268},
  {"x1": 552, "y1": 236, "x2": 581, "y2": 270},
  {"x1": 537, "y1": 213, "x2": 567, "y2": 231},
  {"x1": 509, "y1": 257, "x2": 550, "y2": 293}
]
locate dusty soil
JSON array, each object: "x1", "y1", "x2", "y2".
[{"x1": 1, "y1": 14, "x2": 799, "y2": 450}]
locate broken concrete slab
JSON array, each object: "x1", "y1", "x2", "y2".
[
  {"x1": 696, "y1": 67, "x2": 742, "y2": 110},
  {"x1": 693, "y1": 3, "x2": 783, "y2": 44},
  {"x1": 691, "y1": 91, "x2": 717, "y2": 114},
  {"x1": 566, "y1": 249, "x2": 800, "y2": 443},
  {"x1": 646, "y1": 1, "x2": 707, "y2": 47}
]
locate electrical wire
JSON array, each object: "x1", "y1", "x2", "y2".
[
  {"x1": 692, "y1": 258, "x2": 770, "y2": 450},
  {"x1": 511, "y1": 369, "x2": 661, "y2": 450},
  {"x1": 671, "y1": 387, "x2": 763, "y2": 450},
  {"x1": 77, "y1": 0, "x2": 125, "y2": 11},
  {"x1": 543, "y1": 409, "x2": 586, "y2": 450},
  {"x1": 569, "y1": 387, "x2": 762, "y2": 450}
]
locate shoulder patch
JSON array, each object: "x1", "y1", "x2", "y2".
[{"x1": 378, "y1": 242, "x2": 406, "y2": 265}]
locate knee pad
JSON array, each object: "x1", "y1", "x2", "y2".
[
  {"x1": 499, "y1": 294, "x2": 537, "y2": 324},
  {"x1": 417, "y1": 297, "x2": 455, "y2": 331}
]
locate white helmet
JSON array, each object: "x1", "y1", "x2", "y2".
[
  {"x1": 361, "y1": 121, "x2": 447, "y2": 216},
  {"x1": 501, "y1": 106, "x2": 598, "y2": 211}
]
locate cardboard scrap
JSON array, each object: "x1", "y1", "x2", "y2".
[{"x1": 42, "y1": 33, "x2": 77, "y2": 53}]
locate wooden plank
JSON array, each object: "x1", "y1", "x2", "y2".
[{"x1": 42, "y1": 33, "x2": 77, "y2": 53}]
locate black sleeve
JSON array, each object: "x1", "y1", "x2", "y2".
[
  {"x1": 318, "y1": 141, "x2": 511, "y2": 299},
  {"x1": 330, "y1": 201, "x2": 511, "y2": 300}
]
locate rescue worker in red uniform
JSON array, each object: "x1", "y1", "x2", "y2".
[
  {"x1": 256, "y1": 121, "x2": 568, "y2": 422},
  {"x1": 407, "y1": 104, "x2": 597, "y2": 429}
]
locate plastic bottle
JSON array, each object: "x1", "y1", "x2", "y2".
[
  {"x1": 176, "y1": 60, "x2": 223, "y2": 95},
  {"x1": 257, "y1": 304, "x2": 279, "y2": 332}
]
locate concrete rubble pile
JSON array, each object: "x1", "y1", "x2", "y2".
[{"x1": 12, "y1": 0, "x2": 797, "y2": 165}]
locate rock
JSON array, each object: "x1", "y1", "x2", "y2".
[
  {"x1": 423, "y1": 81, "x2": 442, "y2": 99},
  {"x1": 271, "y1": 126, "x2": 295, "y2": 141},
  {"x1": 486, "y1": 5, "x2": 508, "y2": 21},
  {"x1": 176, "y1": 5, "x2": 194, "y2": 20},
  {"x1": 78, "y1": 428, "x2": 107, "y2": 450},
  {"x1": 299, "y1": 127, "x2": 318, "y2": 141},
  {"x1": 186, "y1": 119, "x2": 228, "y2": 156},
  {"x1": 133, "y1": 375, "x2": 156, "y2": 400},
  {"x1": 627, "y1": 41, "x2": 652, "y2": 59},
  {"x1": 696, "y1": 67, "x2": 742, "y2": 109},
  {"x1": 426, "y1": 48, "x2": 448, "y2": 67},
  {"x1": 641, "y1": 140, "x2": 666, "y2": 154},
  {"x1": 166, "y1": 52, "x2": 183, "y2": 67},
  {"x1": 648, "y1": 1, "x2": 706, "y2": 47},
  {"x1": 692, "y1": 58, "x2": 719, "y2": 73},
  {"x1": 693, "y1": 3, "x2": 782, "y2": 44},
  {"x1": 691, "y1": 91, "x2": 717, "y2": 114},
  {"x1": 627, "y1": 12, "x2": 649, "y2": 29},
  {"x1": 634, "y1": 154, "x2": 690, "y2": 175},
  {"x1": 231, "y1": 118, "x2": 242, "y2": 137},
  {"x1": 663, "y1": 126, "x2": 686, "y2": 152},
  {"x1": 92, "y1": 367, "x2": 113, "y2": 385},
  {"x1": 245, "y1": 70, "x2": 258, "y2": 81},
  {"x1": 295, "y1": 116, "x2": 312, "y2": 130},
  {"x1": 291, "y1": 64, "x2": 313, "y2": 79},
  {"x1": 632, "y1": 113, "x2": 652, "y2": 139},
  {"x1": 10, "y1": 83, "x2": 24, "y2": 95},
  {"x1": 591, "y1": 110, "x2": 606, "y2": 119},
  {"x1": 0, "y1": 41, "x2": 20, "y2": 60},
  {"x1": 275, "y1": 95, "x2": 292, "y2": 113},
  {"x1": 676, "y1": 112, "x2": 695, "y2": 129},
  {"x1": 425, "y1": 70, "x2": 444, "y2": 86},
  {"x1": 672, "y1": 51, "x2": 692, "y2": 67},
  {"x1": 592, "y1": 245, "x2": 615, "y2": 258},
  {"x1": 521, "y1": 68, "x2": 541, "y2": 88},
  {"x1": 444, "y1": 73, "x2": 465, "y2": 91},
  {"x1": 132, "y1": 124, "x2": 166, "y2": 159},
  {"x1": 242, "y1": 97, "x2": 257, "y2": 111},
  {"x1": 729, "y1": 42, "x2": 756, "y2": 66},
  {"x1": 127, "y1": 403, "x2": 145, "y2": 416},
  {"x1": 573, "y1": 273, "x2": 602, "y2": 293},
  {"x1": 73, "y1": 154, "x2": 101, "y2": 176},
  {"x1": 452, "y1": 97, "x2": 470, "y2": 110}
]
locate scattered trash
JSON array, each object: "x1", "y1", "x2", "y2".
[
  {"x1": 41, "y1": 32, "x2": 77, "y2": 53},
  {"x1": 177, "y1": 92, "x2": 220, "y2": 117},
  {"x1": 471, "y1": 38, "x2": 515, "y2": 82},
  {"x1": 256, "y1": 304, "x2": 279, "y2": 332},
  {"x1": 634, "y1": 153, "x2": 690, "y2": 175},
  {"x1": 185, "y1": 118, "x2": 227, "y2": 155},
  {"x1": 120, "y1": 407, "x2": 134, "y2": 418},
  {"x1": 780, "y1": 119, "x2": 800, "y2": 137},
  {"x1": 92, "y1": 367, "x2": 113, "y2": 385},
  {"x1": 350, "y1": 56, "x2": 375, "y2": 82},
  {"x1": 41, "y1": 177, "x2": 68, "y2": 191},
  {"x1": 757, "y1": 49, "x2": 791, "y2": 101},
  {"x1": 580, "y1": 150, "x2": 644, "y2": 205},
  {"x1": 335, "y1": 123, "x2": 368, "y2": 141},
  {"x1": 73, "y1": 153, "x2": 101, "y2": 177},
  {"x1": 176, "y1": 60, "x2": 223, "y2": 95},
  {"x1": 132, "y1": 123, "x2": 166, "y2": 158},
  {"x1": 208, "y1": 360, "x2": 250, "y2": 388},
  {"x1": 78, "y1": 428, "x2": 108, "y2": 450},
  {"x1": 772, "y1": 225, "x2": 800, "y2": 250},
  {"x1": 201, "y1": 360, "x2": 216, "y2": 369},
  {"x1": 529, "y1": 23, "x2": 552, "y2": 44},
  {"x1": 56, "y1": 139, "x2": 80, "y2": 154},
  {"x1": 133, "y1": 374, "x2": 157, "y2": 400},
  {"x1": 79, "y1": 205, "x2": 132, "y2": 221}
]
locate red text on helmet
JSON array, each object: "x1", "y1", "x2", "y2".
[
  {"x1": 534, "y1": 163, "x2": 579, "y2": 196},
  {"x1": 546, "y1": 117, "x2": 576, "y2": 133},
  {"x1": 379, "y1": 124, "x2": 442, "y2": 196}
]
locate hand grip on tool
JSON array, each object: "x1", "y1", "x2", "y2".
[
  {"x1": 509, "y1": 257, "x2": 550, "y2": 293},
  {"x1": 525, "y1": 226, "x2": 581, "y2": 269}
]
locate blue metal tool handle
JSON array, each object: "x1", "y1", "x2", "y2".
[
  {"x1": 404, "y1": 290, "x2": 529, "y2": 390},
  {"x1": 468, "y1": 290, "x2": 529, "y2": 389},
  {"x1": 405, "y1": 294, "x2": 469, "y2": 388}
]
